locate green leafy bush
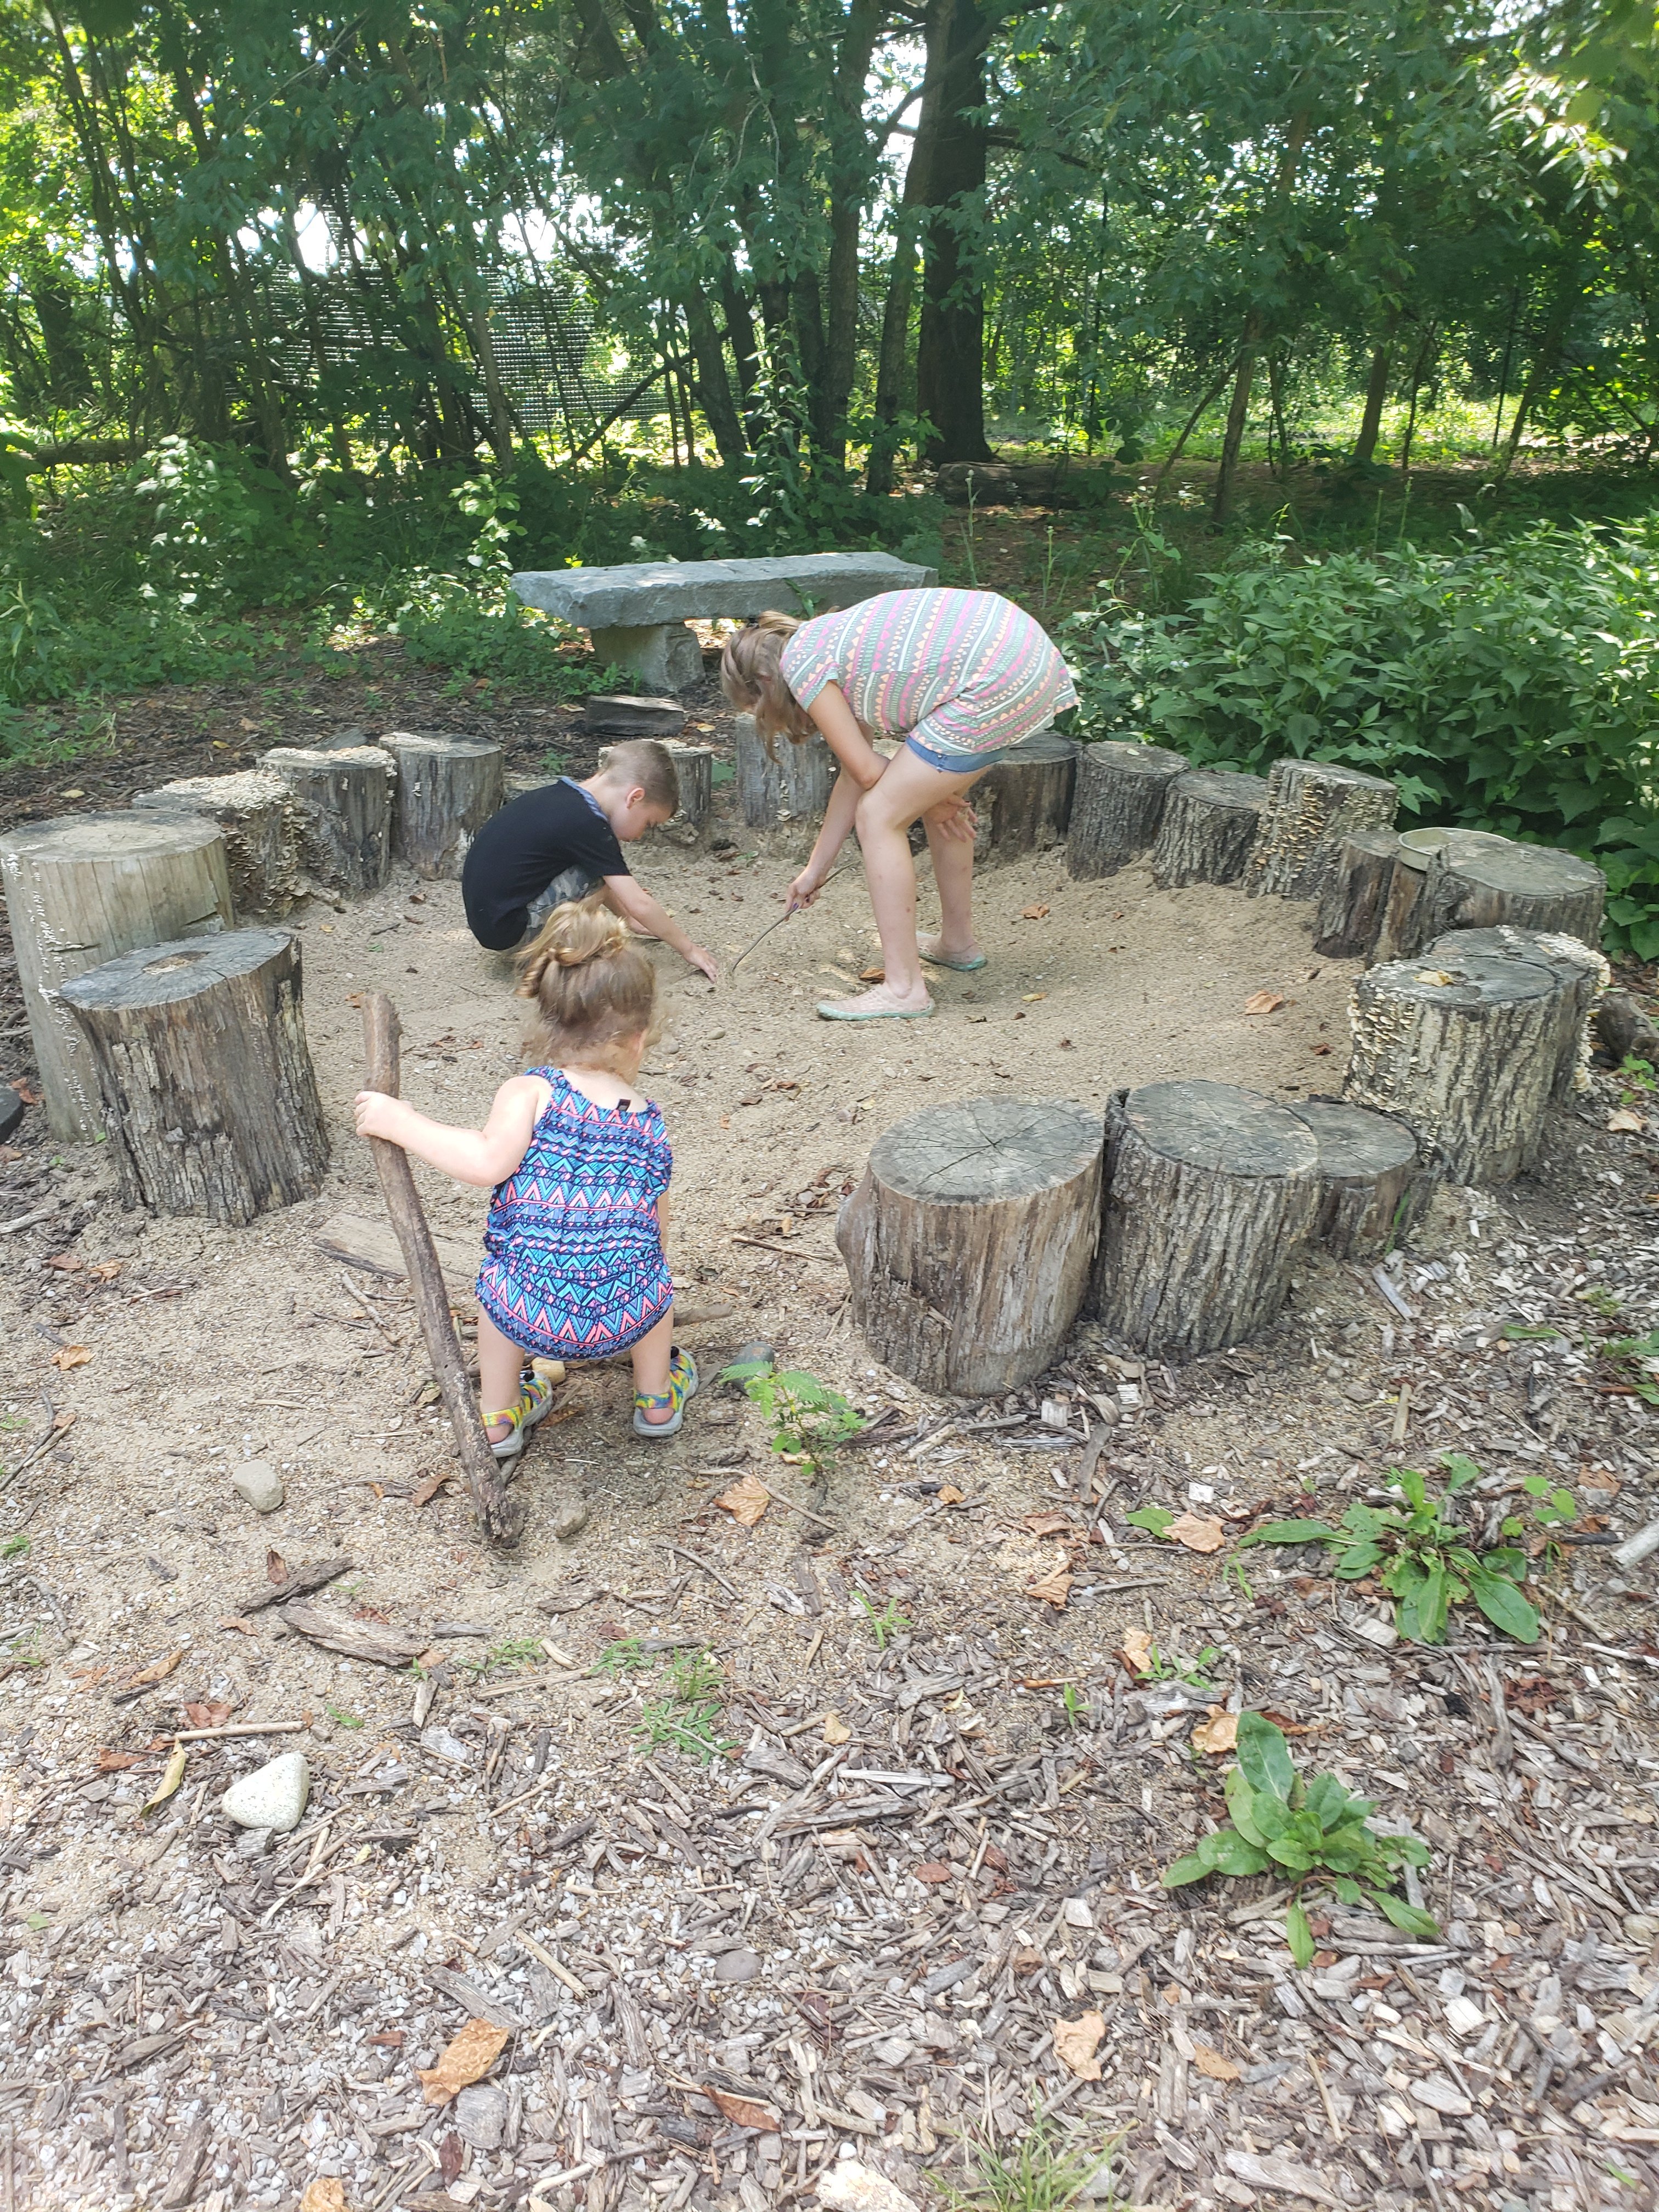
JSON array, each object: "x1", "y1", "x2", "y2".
[
  {"x1": 1062, "y1": 520, "x2": 1659, "y2": 956},
  {"x1": 1228, "y1": 1452, "x2": 1567, "y2": 1643},
  {"x1": 1164, "y1": 1712, "x2": 1437, "y2": 1962},
  {"x1": 719, "y1": 1359, "x2": 865, "y2": 1472}
]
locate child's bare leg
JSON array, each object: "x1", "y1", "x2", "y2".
[
  {"x1": 477, "y1": 1310, "x2": 528, "y2": 1444},
  {"x1": 821, "y1": 753, "x2": 980, "y2": 1015},
  {"x1": 631, "y1": 1308, "x2": 676, "y2": 1423},
  {"x1": 921, "y1": 803, "x2": 980, "y2": 962}
]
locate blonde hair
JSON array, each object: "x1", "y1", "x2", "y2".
[
  {"x1": 516, "y1": 895, "x2": 658, "y2": 1077},
  {"x1": 594, "y1": 738, "x2": 680, "y2": 812},
  {"x1": 720, "y1": 611, "x2": 818, "y2": 758}
]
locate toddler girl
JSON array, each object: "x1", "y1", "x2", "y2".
[
  {"x1": 353, "y1": 900, "x2": 695, "y2": 1459},
  {"x1": 721, "y1": 587, "x2": 1075, "y2": 1021}
]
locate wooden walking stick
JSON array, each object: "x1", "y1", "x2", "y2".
[{"x1": 360, "y1": 991, "x2": 524, "y2": 1547}]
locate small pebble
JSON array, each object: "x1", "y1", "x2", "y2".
[
  {"x1": 713, "y1": 1948, "x2": 762, "y2": 1984},
  {"x1": 554, "y1": 1498, "x2": 590, "y2": 1544},
  {"x1": 222, "y1": 1752, "x2": 309, "y2": 1834},
  {"x1": 230, "y1": 1460, "x2": 284, "y2": 1514}
]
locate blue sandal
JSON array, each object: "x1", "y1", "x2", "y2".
[
  {"x1": 633, "y1": 1348, "x2": 699, "y2": 1439},
  {"x1": 482, "y1": 1370, "x2": 560, "y2": 1463}
]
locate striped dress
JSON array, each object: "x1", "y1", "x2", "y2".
[{"x1": 778, "y1": 588, "x2": 1077, "y2": 763}]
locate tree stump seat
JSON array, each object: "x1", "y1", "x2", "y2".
[
  {"x1": 377, "y1": 730, "x2": 504, "y2": 879},
  {"x1": 978, "y1": 730, "x2": 1079, "y2": 859},
  {"x1": 132, "y1": 770, "x2": 302, "y2": 918},
  {"x1": 1065, "y1": 741, "x2": 1188, "y2": 879},
  {"x1": 1246, "y1": 759, "x2": 1398, "y2": 902},
  {"x1": 735, "y1": 713, "x2": 837, "y2": 831},
  {"x1": 1152, "y1": 768, "x2": 1269, "y2": 888},
  {"x1": 262, "y1": 744, "x2": 395, "y2": 896},
  {"x1": 1291, "y1": 1101, "x2": 1425, "y2": 1260}
]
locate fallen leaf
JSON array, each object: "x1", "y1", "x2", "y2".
[
  {"x1": 1053, "y1": 2010, "x2": 1106, "y2": 2081},
  {"x1": 1021, "y1": 904, "x2": 1051, "y2": 920},
  {"x1": 1243, "y1": 990, "x2": 1285, "y2": 1017},
  {"x1": 120, "y1": 1647, "x2": 184, "y2": 1690},
  {"x1": 1193, "y1": 2041, "x2": 1242, "y2": 2083},
  {"x1": 936, "y1": 1483, "x2": 965, "y2": 1505},
  {"x1": 1413, "y1": 969, "x2": 1456, "y2": 988},
  {"x1": 1025, "y1": 1562, "x2": 1073, "y2": 1610},
  {"x1": 1609, "y1": 1107, "x2": 1646, "y2": 1133},
  {"x1": 183, "y1": 1701, "x2": 232, "y2": 1730},
  {"x1": 1024, "y1": 1510, "x2": 1079, "y2": 1539},
  {"x1": 96, "y1": 1748, "x2": 142, "y2": 1770},
  {"x1": 859, "y1": 966, "x2": 885, "y2": 983},
  {"x1": 1169, "y1": 1511, "x2": 1226, "y2": 1553},
  {"x1": 715, "y1": 1471, "x2": 771, "y2": 1527},
  {"x1": 87, "y1": 1260, "x2": 122, "y2": 1281},
  {"x1": 1191, "y1": 1708, "x2": 1239, "y2": 1756},
  {"x1": 300, "y1": 2184, "x2": 347, "y2": 2212},
  {"x1": 705, "y1": 2085, "x2": 781, "y2": 2131},
  {"x1": 266, "y1": 1549, "x2": 288, "y2": 1587},
  {"x1": 9, "y1": 1081, "x2": 41, "y2": 1105},
  {"x1": 914, "y1": 1862, "x2": 954, "y2": 1884},
  {"x1": 416, "y1": 2018, "x2": 511, "y2": 2106},
  {"x1": 1121, "y1": 1626, "x2": 1156, "y2": 1675},
  {"x1": 1020, "y1": 992, "x2": 1047, "y2": 1002},
  {"x1": 437, "y1": 2131, "x2": 464, "y2": 2183},
  {"x1": 821, "y1": 1712, "x2": 851, "y2": 1745},
  {"x1": 411, "y1": 1470, "x2": 452, "y2": 1508},
  {"x1": 50, "y1": 1345, "x2": 92, "y2": 1371},
  {"x1": 44, "y1": 1252, "x2": 80, "y2": 1272},
  {"x1": 139, "y1": 1742, "x2": 187, "y2": 1818},
  {"x1": 369, "y1": 2031, "x2": 405, "y2": 2049}
]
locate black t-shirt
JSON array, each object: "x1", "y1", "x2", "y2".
[{"x1": 462, "y1": 780, "x2": 629, "y2": 946}]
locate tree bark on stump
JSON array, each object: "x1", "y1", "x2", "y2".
[
  {"x1": 664, "y1": 742, "x2": 714, "y2": 833},
  {"x1": 1428, "y1": 925, "x2": 1609, "y2": 1103},
  {"x1": 1290, "y1": 1101, "x2": 1424, "y2": 1260},
  {"x1": 1419, "y1": 836, "x2": 1605, "y2": 951},
  {"x1": 835, "y1": 1096, "x2": 1103, "y2": 1396},
  {"x1": 262, "y1": 744, "x2": 395, "y2": 895},
  {"x1": 378, "y1": 731, "x2": 504, "y2": 880},
  {"x1": 978, "y1": 731, "x2": 1079, "y2": 860},
  {"x1": 0, "y1": 810, "x2": 232, "y2": 1139},
  {"x1": 1091, "y1": 1080, "x2": 1321, "y2": 1358},
  {"x1": 132, "y1": 770, "x2": 302, "y2": 918},
  {"x1": 735, "y1": 713, "x2": 838, "y2": 830},
  {"x1": 58, "y1": 927, "x2": 328, "y2": 1224},
  {"x1": 1245, "y1": 759, "x2": 1398, "y2": 902},
  {"x1": 1151, "y1": 768, "x2": 1268, "y2": 888},
  {"x1": 1312, "y1": 829, "x2": 1403, "y2": 960},
  {"x1": 1375, "y1": 829, "x2": 1520, "y2": 962},
  {"x1": 361, "y1": 993, "x2": 523, "y2": 1547},
  {"x1": 1064, "y1": 741, "x2": 1188, "y2": 879},
  {"x1": 1343, "y1": 950, "x2": 1572, "y2": 1184}
]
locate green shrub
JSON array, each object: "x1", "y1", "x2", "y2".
[{"x1": 1062, "y1": 519, "x2": 1659, "y2": 956}]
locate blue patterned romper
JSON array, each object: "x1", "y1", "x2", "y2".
[{"x1": 477, "y1": 1068, "x2": 674, "y2": 1359}]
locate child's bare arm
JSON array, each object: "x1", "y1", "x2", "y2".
[
  {"x1": 806, "y1": 682, "x2": 885, "y2": 789},
  {"x1": 601, "y1": 874, "x2": 718, "y2": 982},
  {"x1": 789, "y1": 768, "x2": 865, "y2": 910},
  {"x1": 354, "y1": 1076, "x2": 545, "y2": 1188}
]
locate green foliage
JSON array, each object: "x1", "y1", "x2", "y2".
[
  {"x1": 0, "y1": 1533, "x2": 29, "y2": 1559},
  {"x1": 1229, "y1": 1453, "x2": 1562, "y2": 1643},
  {"x1": 936, "y1": 2113, "x2": 1128, "y2": 2212},
  {"x1": 1164, "y1": 1714, "x2": 1437, "y2": 1955},
  {"x1": 1062, "y1": 521, "x2": 1659, "y2": 955},
  {"x1": 1605, "y1": 1329, "x2": 1659, "y2": 1406},
  {"x1": 719, "y1": 1361, "x2": 864, "y2": 1470},
  {"x1": 324, "y1": 1701, "x2": 364, "y2": 1730},
  {"x1": 592, "y1": 1637, "x2": 652, "y2": 1677},
  {"x1": 1620, "y1": 1056, "x2": 1656, "y2": 1100},
  {"x1": 854, "y1": 1592, "x2": 911, "y2": 1650},
  {"x1": 633, "y1": 1647, "x2": 735, "y2": 1765}
]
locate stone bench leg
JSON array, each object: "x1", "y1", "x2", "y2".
[{"x1": 589, "y1": 622, "x2": 704, "y2": 695}]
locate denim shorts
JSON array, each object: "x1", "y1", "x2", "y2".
[{"x1": 905, "y1": 734, "x2": 1007, "y2": 775}]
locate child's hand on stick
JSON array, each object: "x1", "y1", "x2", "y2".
[
  {"x1": 786, "y1": 868, "x2": 826, "y2": 916},
  {"x1": 354, "y1": 1088, "x2": 405, "y2": 1143}
]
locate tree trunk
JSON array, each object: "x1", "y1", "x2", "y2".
[
  {"x1": 820, "y1": 0, "x2": 885, "y2": 472},
  {"x1": 1374, "y1": 830, "x2": 1510, "y2": 962},
  {"x1": 977, "y1": 732, "x2": 1078, "y2": 860},
  {"x1": 262, "y1": 744, "x2": 396, "y2": 896},
  {"x1": 1291, "y1": 1101, "x2": 1424, "y2": 1261},
  {"x1": 1091, "y1": 1080, "x2": 1321, "y2": 1358},
  {"x1": 1418, "y1": 837, "x2": 1605, "y2": 951},
  {"x1": 361, "y1": 993, "x2": 524, "y2": 1548},
  {"x1": 916, "y1": 0, "x2": 994, "y2": 465},
  {"x1": 1498, "y1": 240, "x2": 1588, "y2": 479},
  {"x1": 865, "y1": 0, "x2": 953, "y2": 495},
  {"x1": 662, "y1": 743, "x2": 713, "y2": 834},
  {"x1": 58, "y1": 926, "x2": 329, "y2": 1226},
  {"x1": 735, "y1": 713, "x2": 838, "y2": 830},
  {"x1": 132, "y1": 769, "x2": 303, "y2": 918},
  {"x1": 1427, "y1": 924, "x2": 1609, "y2": 1104},
  {"x1": 1311, "y1": 828, "x2": 1403, "y2": 960},
  {"x1": 1344, "y1": 948, "x2": 1577, "y2": 1184},
  {"x1": 836, "y1": 1095, "x2": 1103, "y2": 1395},
  {"x1": 1064, "y1": 741, "x2": 1188, "y2": 879},
  {"x1": 0, "y1": 809, "x2": 232, "y2": 1139},
  {"x1": 1212, "y1": 316, "x2": 1261, "y2": 524},
  {"x1": 1150, "y1": 769, "x2": 1268, "y2": 889},
  {"x1": 682, "y1": 284, "x2": 748, "y2": 466},
  {"x1": 1245, "y1": 759, "x2": 1398, "y2": 902},
  {"x1": 1353, "y1": 341, "x2": 1392, "y2": 465},
  {"x1": 377, "y1": 731, "x2": 505, "y2": 881}
]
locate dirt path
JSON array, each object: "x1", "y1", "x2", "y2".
[{"x1": 1, "y1": 743, "x2": 1658, "y2": 2212}]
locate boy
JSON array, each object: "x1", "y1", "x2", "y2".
[{"x1": 462, "y1": 740, "x2": 718, "y2": 980}]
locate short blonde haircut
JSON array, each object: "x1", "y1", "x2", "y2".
[
  {"x1": 516, "y1": 895, "x2": 658, "y2": 1078},
  {"x1": 720, "y1": 612, "x2": 818, "y2": 759},
  {"x1": 595, "y1": 739, "x2": 679, "y2": 812}
]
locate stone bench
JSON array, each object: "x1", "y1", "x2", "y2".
[{"x1": 509, "y1": 551, "x2": 936, "y2": 693}]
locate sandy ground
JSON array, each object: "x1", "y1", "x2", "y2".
[{"x1": 1, "y1": 776, "x2": 1658, "y2": 2212}]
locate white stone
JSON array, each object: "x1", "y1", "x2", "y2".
[
  {"x1": 222, "y1": 1752, "x2": 309, "y2": 1833},
  {"x1": 1445, "y1": 1995, "x2": 1486, "y2": 2038},
  {"x1": 230, "y1": 1460, "x2": 284, "y2": 1513},
  {"x1": 817, "y1": 2160, "x2": 922, "y2": 2212},
  {"x1": 1062, "y1": 1896, "x2": 1094, "y2": 1928}
]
